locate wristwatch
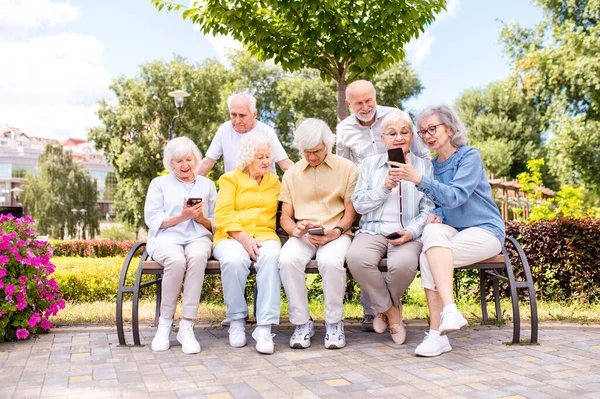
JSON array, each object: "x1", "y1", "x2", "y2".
[{"x1": 333, "y1": 226, "x2": 345, "y2": 236}]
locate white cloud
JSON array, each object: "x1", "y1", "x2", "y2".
[
  {"x1": 204, "y1": 34, "x2": 242, "y2": 65},
  {"x1": 0, "y1": 0, "x2": 113, "y2": 141},
  {"x1": 405, "y1": 0, "x2": 461, "y2": 66},
  {"x1": 0, "y1": 0, "x2": 80, "y2": 39}
]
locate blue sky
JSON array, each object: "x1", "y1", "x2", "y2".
[{"x1": 0, "y1": 0, "x2": 542, "y2": 141}]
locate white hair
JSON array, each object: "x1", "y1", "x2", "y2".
[
  {"x1": 163, "y1": 137, "x2": 203, "y2": 174},
  {"x1": 345, "y1": 80, "x2": 377, "y2": 101},
  {"x1": 236, "y1": 134, "x2": 272, "y2": 171},
  {"x1": 381, "y1": 109, "x2": 414, "y2": 132},
  {"x1": 293, "y1": 118, "x2": 335, "y2": 153},
  {"x1": 416, "y1": 105, "x2": 468, "y2": 147},
  {"x1": 227, "y1": 91, "x2": 257, "y2": 114}
]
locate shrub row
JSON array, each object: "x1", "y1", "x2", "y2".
[{"x1": 51, "y1": 240, "x2": 138, "y2": 258}]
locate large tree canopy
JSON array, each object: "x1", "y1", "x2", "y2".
[
  {"x1": 22, "y1": 145, "x2": 100, "y2": 240},
  {"x1": 151, "y1": 0, "x2": 445, "y2": 120},
  {"x1": 500, "y1": 0, "x2": 600, "y2": 196}
]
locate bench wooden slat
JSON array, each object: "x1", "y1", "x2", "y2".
[{"x1": 143, "y1": 254, "x2": 506, "y2": 271}]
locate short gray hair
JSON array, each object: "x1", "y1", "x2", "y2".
[
  {"x1": 163, "y1": 137, "x2": 203, "y2": 173},
  {"x1": 416, "y1": 105, "x2": 468, "y2": 147},
  {"x1": 293, "y1": 118, "x2": 335, "y2": 153},
  {"x1": 345, "y1": 80, "x2": 376, "y2": 101},
  {"x1": 227, "y1": 91, "x2": 257, "y2": 114},
  {"x1": 236, "y1": 134, "x2": 272, "y2": 171},
  {"x1": 381, "y1": 109, "x2": 414, "y2": 132}
]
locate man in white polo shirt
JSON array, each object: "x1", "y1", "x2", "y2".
[
  {"x1": 336, "y1": 80, "x2": 430, "y2": 332},
  {"x1": 196, "y1": 91, "x2": 294, "y2": 176}
]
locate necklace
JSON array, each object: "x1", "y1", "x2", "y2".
[{"x1": 175, "y1": 174, "x2": 196, "y2": 193}]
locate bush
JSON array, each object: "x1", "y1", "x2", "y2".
[
  {"x1": 99, "y1": 225, "x2": 136, "y2": 241},
  {"x1": 0, "y1": 215, "x2": 64, "y2": 342},
  {"x1": 51, "y1": 239, "x2": 138, "y2": 257}
]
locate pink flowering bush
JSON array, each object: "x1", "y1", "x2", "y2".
[{"x1": 0, "y1": 214, "x2": 64, "y2": 342}]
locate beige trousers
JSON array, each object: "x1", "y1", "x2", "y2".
[
  {"x1": 346, "y1": 233, "x2": 421, "y2": 313},
  {"x1": 151, "y1": 237, "x2": 212, "y2": 319},
  {"x1": 420, "y1": 224, "x2": 502, "y2": 291},
  {"x1": 278, "y1": 235, "x2": 351, "y2": 325}
]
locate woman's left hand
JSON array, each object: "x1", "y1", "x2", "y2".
[
  {"x1": 386, "y1": 230, "x2": 413, "y2": 246},
  {"x1": 241, "y1": 236, "x2": 262, "y2": 261},
  {"x1": 397, "y1": 156, "x2": 422, "y2": 185}
]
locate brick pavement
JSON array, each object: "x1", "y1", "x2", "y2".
[{"x1": 2, "y1": 320, "x2": 600, "y2": 398}]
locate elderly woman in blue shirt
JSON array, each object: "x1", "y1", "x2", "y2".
[
  {"x1": 397, "y1": 105, "x2": 505, "y2": 357},
  {"x1": 346, "y1": 109, "x2": 434, "y2": 345},
  {"x1": 144, "y1": 137, "x2": 217, "y2": 354}
]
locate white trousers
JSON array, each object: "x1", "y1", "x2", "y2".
[
  {"x1": 278, "y1": 235, "x2": 351, "y2": 325},
  {"x1": 151, "y1": 238, "x2": 212, "y2": 319},
  {"x1": 419, "y1": 224, "x2": 502, "y2": 291}
]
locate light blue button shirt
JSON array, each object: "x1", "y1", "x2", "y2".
[
  {"x1": 144, "y1": 173, "x2": 217, "y2": 257},
  {"x1": 352, "y1": 152, "x2": 434, "y2": 240}
]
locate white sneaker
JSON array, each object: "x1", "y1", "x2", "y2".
[
  {"x1": 439, "y1": 304, "x2": 468, "y2": 336},
  {"x1": 289, "y1": 320, "x2": 315, "y2": 349},
  {"x1": 228, "y1": 318, "x2": 247, "y2": 348},
  {"x1": 151, "y1": 317, "x2": 172, "y2": 352},
  {"x1": 177, "y1": 320, "x2": 201, "y2": 354},
  {"x1": 414, "y1": 330, "x2": 452, "y2": 357},
  {"x1": 324, "y1": 321, "x2": 346, "y2": 349},
  {"x1": 252, "y1": 326, "x2": 275, "y2": 355}
]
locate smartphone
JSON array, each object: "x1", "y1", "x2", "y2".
[
  {"x1": 307, "y1": 227, "x2": 325, "y2": 236},
  {"x1": 386, "y1": 232, "x2": 401, "y2": 240},
  {"x1": 187, "y1": 198, "x2": 203, "y2": 207},
  {"x1": 387, "y1": 148, "x2": 406, "y2": 167}
]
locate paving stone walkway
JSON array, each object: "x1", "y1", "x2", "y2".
[{"x1": 1, "y1": 320, "x2": 600, "y2": 398}]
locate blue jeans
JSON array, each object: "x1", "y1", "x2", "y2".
[{"x1": 213, "y1": 239, "x2": 281, "y2": 325}]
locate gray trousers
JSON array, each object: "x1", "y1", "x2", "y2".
[{"x1": 346, "y1": 233, "x2": 421, "y2": 313}]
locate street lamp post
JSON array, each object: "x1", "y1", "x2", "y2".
[{"x1": 167, "y1": 90, "x2": 190, "y2": 141}]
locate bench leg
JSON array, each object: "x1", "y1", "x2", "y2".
[
  {"x1": 493, "y1": 276, "x2": 503, "y2": 323},
  {"x1": 132, "y1": 256, "x2": 145, "y2": 347},
  {"x1": 116, "y1": 287, "x2": 126, "y2": 346},
  {"x1": 116, "y1": 243, "x2": 147, "y2": 346},
  {"x1": 503, "y1": 253, "x2": 521, "y2": 344},
  {"x1": 479, "y1": 269, "x2": 489, "y2": 324},
  {"x1": 154, "y1": 278, "x2": 162, "y2": 327}
]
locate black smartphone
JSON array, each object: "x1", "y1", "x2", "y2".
[
  {"x1": 187, "y1": 198, "x2": 202, "y2": 207},
  {"x1": 387, "y1": 148, "x2": 406, "y2": 167},
  {"x1": 386, "y1": 232, "x2": 401, "y2": 240},
  {"x1": 307, "y1": 227, "x2": 325, "y2": 236}
]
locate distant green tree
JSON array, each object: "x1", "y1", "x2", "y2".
[
  {"x1": 22, "y1": 144, "x2": 100, "y2": 239},
  {"x1": 89, "y1": 57, "x2": 229, "y2": 230},
  {"x1": 151, "y1": 0, "x2": 445, "y2": 120},
  {"x1": 500, "y1": 0, "x2": 600, "y2": 197},
  {"x1": 455, "y1": 79, "x2": 545, "y2": 179}
]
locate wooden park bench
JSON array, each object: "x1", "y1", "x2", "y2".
[{"x1": 116, "y1": 235, "x2": 538, "y2": 347}]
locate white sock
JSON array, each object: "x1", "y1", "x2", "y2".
[
  {"x1": 443, "y1": 303, "x2": 457, "y2": 312},
  {"x1": 180, "y1": 319, "x2": 194, "y2": 328},
  {"x1": 230, "y1": 318, "x2": 246, "y2": 329},
  {"x1": 429, "y1": 329, "x2": 441, "y2": 337},
  {"x1": 255, "y1": 325, "x2": 271, "y2": 334}
]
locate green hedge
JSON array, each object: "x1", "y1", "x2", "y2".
[{"x1": 51, "y1": 240, "x2": 138, "y2": 257}]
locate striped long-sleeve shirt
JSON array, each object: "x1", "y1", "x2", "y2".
[{"x1": 351, "y1": 152, "x2": 435, "y2": 240}]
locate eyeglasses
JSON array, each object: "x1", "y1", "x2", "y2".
[
  {"x1": 382, "y1": 131, "x2": 412, "y2": 139},
  {"x1": 417, "y1": 123, "x2": 444, "y2": 139}
]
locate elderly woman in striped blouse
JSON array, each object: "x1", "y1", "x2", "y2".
[{"x1": 346, "y1": 109, "x2": 434, "y2": 345}]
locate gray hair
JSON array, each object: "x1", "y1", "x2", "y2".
[
  {"x1": 236, "y1": 134, "x2": 272, "y2": 171},
  {"x1": 227, "y1": 91, "x2": 257, "y2": 114},
  {"x1": 163, "y1": 137, "x2": 203, "y2": 173},
  {"x1": 293, "y1": 118, "x2": 335, "y2": 153},
  {"x1": 416, "y1": 105, "x2": 468, "y2": 147},
  {"x1": 381, "y1": 109, "x2": 414, "y2": 132},
  {"x1": 345, "y1": 80, "x2": 377, "y2": 100}
]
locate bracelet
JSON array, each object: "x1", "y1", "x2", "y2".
[{"x1": 333, "y1": 226, "x2": 345, "y2": 236}]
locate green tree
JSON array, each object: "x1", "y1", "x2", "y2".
[
  {"x1": 89, "y1": 58, "x2": 229, "y2": 230},
  {"x1": 455, "y1": 79, "x2": 545, "y2": 179},
  {"x1": 21, "y1": 144, "x2": 100, "y2": 239},
  {"x1": 500, "y1": 0, "x2": 600, "y2": 197},
  {"x1": 151, "y1": 0, "x2": 445, "y2": 120}
]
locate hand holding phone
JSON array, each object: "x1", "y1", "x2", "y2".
[
  {"x1": 385, "y1": 232, "x2": 401, "y2": 240},
  {"x1": 187, "y1": 198, "x2": 203, "y2": 207},
  {"x1": 307, "y1": 227, "x2": 325, "y2": 236}
]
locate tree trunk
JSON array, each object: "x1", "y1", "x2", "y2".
[{"x1": 337, "y1": 77, "x2": 348, "y2": 122}]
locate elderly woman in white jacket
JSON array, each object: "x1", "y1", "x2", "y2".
[
  {"x1": 144, "y1": 137, "x2": 217, "y2": 354},
  {"x1": 346, "y1": 110, "x2": 434, "y2": 345}
]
